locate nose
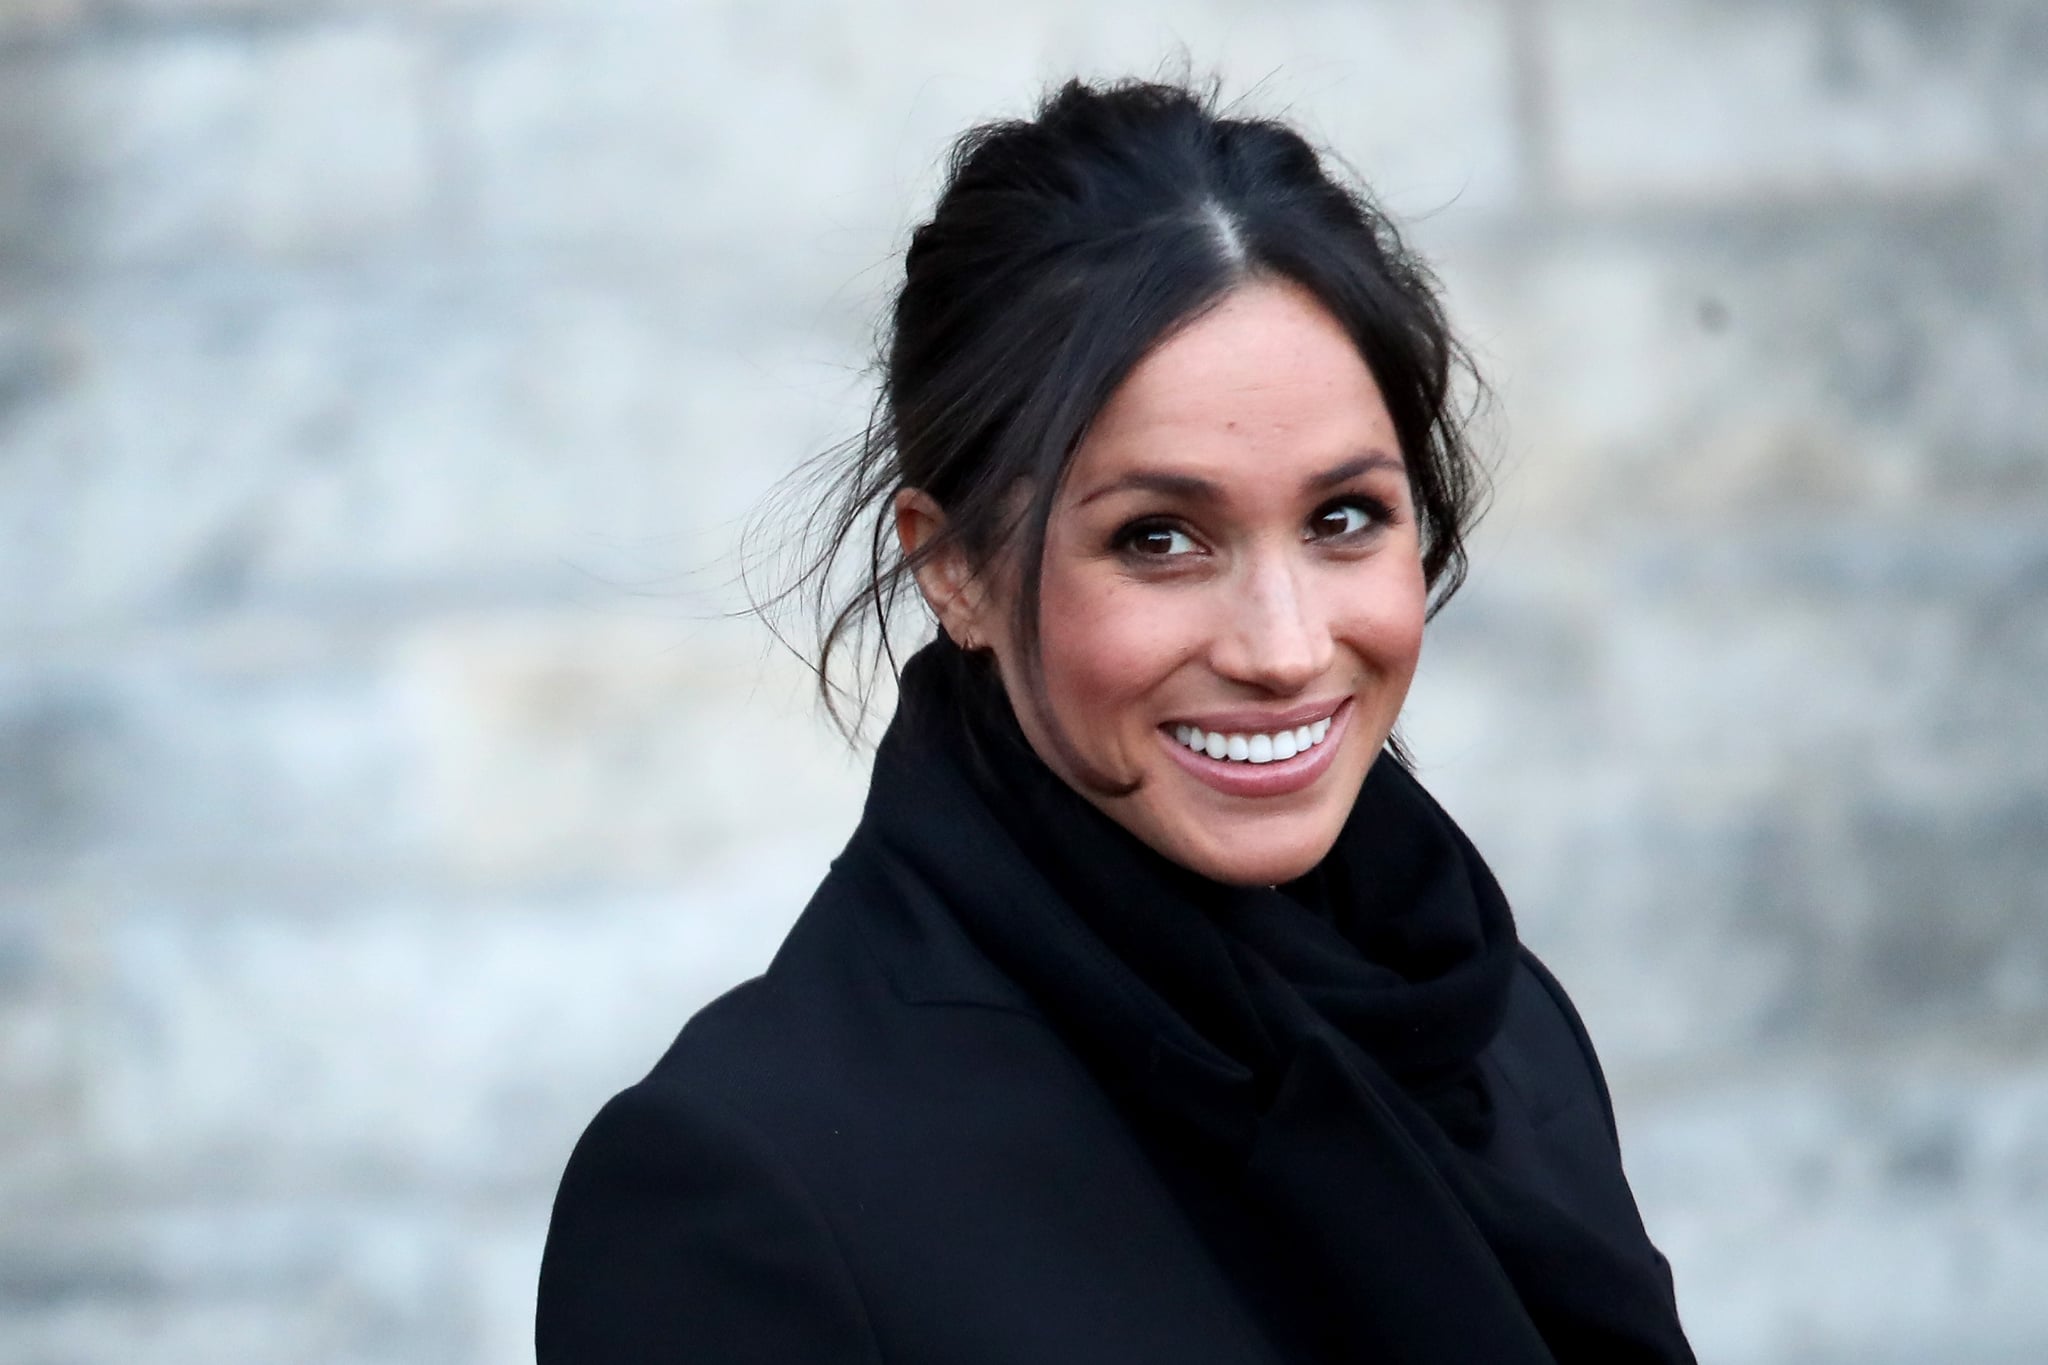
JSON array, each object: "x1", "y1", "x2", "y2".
[{"x1": 1208, "y1": 547, "x2": 1332, "y2": 693}]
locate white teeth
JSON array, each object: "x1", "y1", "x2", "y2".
[{"x1": 1175, "y1": 713, "x2": 1338, "y2": 765}]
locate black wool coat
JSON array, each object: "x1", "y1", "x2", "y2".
[{"x1": 536, "y1": 833, "x2": 1675, "y2": 1364}]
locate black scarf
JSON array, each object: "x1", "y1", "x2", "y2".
[{"x1": 858, "y1": 639, "x2": 1694, "y2": 1363}]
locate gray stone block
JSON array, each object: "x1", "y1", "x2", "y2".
[
  {"x1": 0, "y1": 637, "x2": 426, "y2": 878},
  {"x1": 1625, "y1": 1056, "x2": 2048, "y2": 1365},
  {"x1": 0, "y1": 277, "x2": 872, "y2": 631},
  {"x1": 446, "y1": 8, "x2": 900, "y2": 264},
  {"x1": 0, "y1": 896, "x2": 84, "y2": 1195},
  {"x1": 1546, "y1": 0, "x2": 2024, "y2": 206},
  {"x1": 0, "y1": 55, "x2": 80, "y2": 265},
  {"x1": 0, "y1": 1203, "x2": 477, "y2": 1365},
  {"x1": 393, "y1": 613, "x2": 870, "y2": 883},
  {"x1": 0, "y1": 613, "x2": 868, "y2": 889},
  {"x1": 0, "y1": 0, "x2": 86, "y2": 39},
  {"x1": 18, "y1": 862, "x2": 827, "y2": 1205},
  {"x1": 1409, "y1": 522, "x2": 2048, "y2": 1075},
  {"x1": 444, "y1": 0, "x2": 1523, "y2": 272},
  {"x1": 1444, "y1": 205, "x2": 2047, "y2": 529},
  {"x1": 5, "y1": 21, "x2": 432, "y2": 270}
]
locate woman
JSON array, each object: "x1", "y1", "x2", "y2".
[{"x1": 538, "y1": 79, "x2": 1694, "y2": 1363}]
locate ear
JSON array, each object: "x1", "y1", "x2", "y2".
[{"x1": 894, "y1": 487, "x2": 991, "y2": 650}]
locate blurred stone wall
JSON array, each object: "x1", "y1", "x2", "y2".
[{"x1": 1, "y1": 1, "x2": 2042, "y2": 1361}]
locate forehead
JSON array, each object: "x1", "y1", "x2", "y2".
[{"x1": 1070, "y1": 279, "x2": 1398, "y2": 489}]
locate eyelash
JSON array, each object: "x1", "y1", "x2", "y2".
[{"x1": 1111, "y1": 495, "x2": 1397, "y2": 559}]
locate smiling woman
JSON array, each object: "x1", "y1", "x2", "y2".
[
  {"x1": 899, "y1": 280, "x2": 1427, "y2": 885},
  {"x1": 538, "y1": 78, "x2": 1697, "y2": 1364}
]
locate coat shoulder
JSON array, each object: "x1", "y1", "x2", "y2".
[
  {"x1": 543, "y1": 849, "x2": 1274, "y2": 1364},
  {"x1": 537, "y1": 852, "x2": 1076, "y2": 1362},
  {"x1": 640, "y1": 844, "x2": 1058, "y2": 1129},
  {"x1": 536, "y1": 1060, "x2": 885, "y2": 1363}
]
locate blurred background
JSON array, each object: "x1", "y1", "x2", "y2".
[{"x1": 2, "y1": 0, "x2": 2044, "y2": 1360}]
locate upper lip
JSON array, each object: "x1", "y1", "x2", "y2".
[{"x1": 1163, "y1": 699, "x2": 1348, "y2": 734}]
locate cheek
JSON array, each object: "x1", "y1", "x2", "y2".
[
  {"x1": 1035, "y1": 566, "x2": 1190, "y2": 734},
  {"x1": 1385, "y1": 590, "x2": 1429, "y2": 699},
  {"x1": 1386, "y1": 581, "x2": 1428, "y2": 666},
  {"x1": 1335, "y1": 555, "x2": 1428, "y2": 676}
]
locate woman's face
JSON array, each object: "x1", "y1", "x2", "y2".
[{"x1": 916, "y1": 279, "x2": 1428, "y2": 886}]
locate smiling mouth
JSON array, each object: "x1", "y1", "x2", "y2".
[
  {"x1": 1168, "y1": 716, "x2": 1334, "y2": 765},
  {"x1": 1156, "y1": 700, "x2": 1352, "y2": 798}
]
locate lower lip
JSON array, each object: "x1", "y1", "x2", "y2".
[{"x1": 1158, "y1": 700, "x2": 1352, "y2": 799}]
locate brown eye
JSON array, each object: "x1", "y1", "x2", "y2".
[
  {"x1": 1117, "y1": 522, "x2": 1199, "y2": 557},
  {"x1": 1308, "y1": 499, "x2": 1387, "y2": 539}
]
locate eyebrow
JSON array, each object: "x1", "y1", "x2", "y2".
[{"x1": 1073, "y1": 450, "x2": 1405, "y2": 508}]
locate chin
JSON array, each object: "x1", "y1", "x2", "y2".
[
  {"x1": 1161, "y1": 818, "x2": 1345, "y2": 888},
  {"x1": 1120, "y1": 736, "x2": 1377, "y2": 887}
]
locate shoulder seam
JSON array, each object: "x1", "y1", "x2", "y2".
[{"x1": 1515, "y1": 946, "x2": 1622, "y2": 1146}]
